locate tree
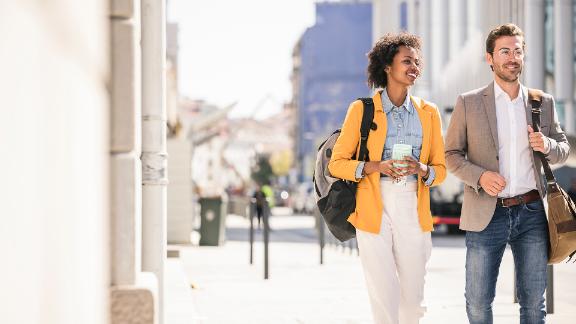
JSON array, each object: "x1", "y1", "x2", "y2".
[
  {"x1": 269, "y1": 149, "x2": 293, "y2": 176},
  {"x1": 251, "y1": 154, "x2": 274, "y2": 185}
]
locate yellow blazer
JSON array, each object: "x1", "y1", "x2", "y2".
[{"x1": 328, "y1": 91, "x2": 446, "y2": 234}]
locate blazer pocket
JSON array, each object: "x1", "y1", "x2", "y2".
[{"x1": 463, "y1": 184, "x2": 479, "y2": 194}]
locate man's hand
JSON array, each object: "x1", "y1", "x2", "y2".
[
  {"x1": 528, "y1": 125, "x2": 550, "y2": 153},
  {"x1": 479, "y1": 171, "x2": 506, "y2": 196}
]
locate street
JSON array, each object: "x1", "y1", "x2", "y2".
[{"x1": 169, "y1": 210, "x2": 576, "y2": 324}]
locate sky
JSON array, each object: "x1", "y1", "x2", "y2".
[{"x1": 168, "y1": 0, "x2": 317, "y2": 119}]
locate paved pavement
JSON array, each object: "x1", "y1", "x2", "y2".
[{"x1": 167, "y1": 210, "x2": 576, "y2": 324}]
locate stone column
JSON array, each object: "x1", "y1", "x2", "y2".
[
  {"x1": 414, "y1": 0, "x2": 432, "y2": 100},
  {"x1": 524, "y1": 0, "x2": 545, "y2": 90},
  {"x1": 554, "y1": 0, "x2": 574, "y2": 133},
  {"x1": 448, "y1": 0, "x2": 467, "y2": 58},
  {"x1": 372, "y1": 0, "x2": 399, "y2": 40},
  {"x1": 141, "y1": 0, "x2": 168, "y2": 323},
  {"x1": 110, "y1": 0, "x2": 158, "y2": 323},
  {"x1": 430, "y1": 0, "x2": 449, "y2": 98}
]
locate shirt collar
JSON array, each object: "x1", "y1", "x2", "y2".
[
  {"x1": 381, "y1": 88, "x2": 414, "y2": 114},
  {"x1": 494, "y1": 81, "x2": 525, "y2": 103}
]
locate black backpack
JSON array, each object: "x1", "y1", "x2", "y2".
[{"x1": 313, "y1": 98, "x2": 375, "y2": 242}]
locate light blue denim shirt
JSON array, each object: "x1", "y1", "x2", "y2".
[{"x1": 356, "y1": 89, "x2": 435, "y2": 186}]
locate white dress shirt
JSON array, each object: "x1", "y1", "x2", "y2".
[{"x1": 494, "y1": 82, "x2": 538, "y2": 198}]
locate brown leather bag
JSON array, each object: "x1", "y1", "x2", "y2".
[{"x1": 529, "y1": 89, "x2": 576, "y2": 264}]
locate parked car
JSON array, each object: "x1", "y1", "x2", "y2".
[
  {"x1": 292, "y1": 183, "x2": 315, "y2": 215},
  {"x1": 274, "y1": 188, "x2": 291, "y2": 207},
  {"x1": 430, "y1": 173, "x2": 464, "y2": 234}
]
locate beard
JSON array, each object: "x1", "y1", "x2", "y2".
[{"x1": 494, "y1": 63, "x2": 522, "y2": 82}]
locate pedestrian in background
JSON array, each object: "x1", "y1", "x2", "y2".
[
  {"x1": 328, "y1": 32, "x2": 446, "y2": 324},
  {"x1": 252, "y1": 186, "x2": 266, "y2": 229},
  {"x1": 445, "y1": 23, "x2": 570, "y2": 324},
  {"x1": 261, "y1": 183, "x2": 275, "y2": 209}
]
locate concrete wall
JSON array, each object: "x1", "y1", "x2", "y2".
[
  {"x1": 0, "y1": 1, "x2": 110, "y2": 323},
  {"x1": 111, "y1": 0, "x2": 143, "y2": 288},
  {"x1": 167, "y1": 138, "x2": 195, "y2": 244}
]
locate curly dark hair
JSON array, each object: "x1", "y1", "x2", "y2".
[{"x1": 367, "y1": 33, "x2": 422, "y2": 89}]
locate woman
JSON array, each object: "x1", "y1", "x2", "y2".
[{"x1": 328, "y1": 33, "x2": 446, "y2": 324}]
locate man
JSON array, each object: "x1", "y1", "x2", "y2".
[
  {"x1": 252, "y1": 186, "x2": 266, "y2": 229},
  {"x1": 445, "y1": 23, "x2": 570, "y2": 324}
]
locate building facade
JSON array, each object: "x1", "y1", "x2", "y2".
[
  {"x1": 295, "y1": 1, "x2": 373, "y2": 181},
  {"x1": 0, "y1": 1, "x2": 170, "y2": 323},
  {"x1": 372, "y1": 0, "x2": 576, "y2": 199},
  {"x1": 1, "y1": 1, "x2": 110, "y2": 323},
  {"x1": 372, "y1": 0, "x2": 575, "y2": 135}
]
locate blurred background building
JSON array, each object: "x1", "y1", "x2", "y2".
[
  {"x1": 294, "y1": 0, "x2": 576, "y2": 183},
  {"x1": 294, "y1": 1, "x2": 373, "y2": 182},
  {"x1": 369, "y1": 0, "x2": 576, "y2": 186},
  {"x1": 292, "y1": 0, "x2": 576, "y2": 184}
]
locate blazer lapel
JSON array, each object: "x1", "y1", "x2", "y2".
[
  {"x1": 371, "y1": 91, "x2": 387, "y2": 162},
  {"x1": 482, "y1": 82, "x2": 499, "y2": 150},
  {"x1": 411, "y1": 96, "x2": 432, "y2": 162}
]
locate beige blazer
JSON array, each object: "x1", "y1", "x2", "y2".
[{"x1": 445, "y1": 82, "x2": 570, "y2": 232}]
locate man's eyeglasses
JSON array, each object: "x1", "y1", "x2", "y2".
[{"x1": 494, "y1": 48, "x2": 524, "y2": 59}]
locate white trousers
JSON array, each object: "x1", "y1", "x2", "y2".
[{"x1": 356, "y1": 180, "x2": 432, "y2": 324}]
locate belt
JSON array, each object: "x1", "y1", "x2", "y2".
[{"x1": 497, "y1": 189, "x2": 541, "y2": 208}]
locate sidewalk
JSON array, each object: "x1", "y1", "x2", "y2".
[{"x1": 168, "y1": 212, "x2": 576, "y2": 324}]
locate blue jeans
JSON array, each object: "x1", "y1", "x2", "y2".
[{"x1": 465, "y1": 199, "x2": 549, "y2": 324}]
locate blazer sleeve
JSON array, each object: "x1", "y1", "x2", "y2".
[
  {"x1": 445, "y1": 94, "x2": 486, "y2": 190},
  {"x1": 544, "y1": 95, "x2": 570, "y2": 165},
  {"x1": 427, "y1": 104, "x2": 447, "y2": 187},
  {"x1": 328, "y1": 100, "x2": 363, "y2": 182}
]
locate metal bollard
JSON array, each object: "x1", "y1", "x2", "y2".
[
  {"x1": 249, "y1": 200, "x2": 255, "y2": 265},
  {"x1": 315, "y1": 207, "x2": 325, "y2": 265},
  {"x1": 263, "y1": 202, "x2": 270, "y2": 279},
  {"x1": 547, "y1": 264, "x2": 554, "y2": 314}
]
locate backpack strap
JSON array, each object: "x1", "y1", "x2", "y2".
[
  {"x1": 528, "y1": 88, "x2": 556, "y2": 184},
  {"x1": 357, "y1": 98, "x2": 375, "y2": 162}
]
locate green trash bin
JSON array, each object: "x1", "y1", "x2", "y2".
[{"x1": 199, "y1": 196, "x2": 227, "y2": 246}]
